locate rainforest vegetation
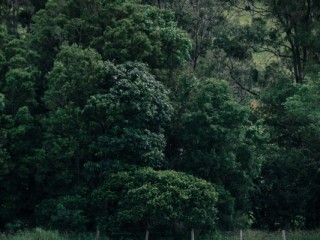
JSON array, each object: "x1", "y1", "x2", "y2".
[{"x1": 1, "y1": 0, "x2": 320, "y2": 238}]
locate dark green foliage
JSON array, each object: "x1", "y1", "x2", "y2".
[
  {"x1": 167, "y1": 78, "x2": 265, "y2": 230},
  {"x1": 2, "y1": 0, "x2": 320, "y2": 234},
  {"x1": 44, "y1": 44, "x2": 106, "y2": 109},
  {"x1": 0, "y1": 26, "x2": 43, "y2": 228},
  {"x1": 35, "y1": 195, "x2": 88, "y2": 232},
  {"x1": 102, "y1": 3, "x2": 191, "y2": 69},
  {"x1": 252, "y1": 76, "x2": 320, "y2": 229},
  {"x1": 83, "y1": 61, "x2": 173, "y2": 169},
  {"x1": 0, "y1": 0, "x2": 46, "y2": 34},
  {"x1": 30, "y1": 0, "x2": 191, "y2": 74}
]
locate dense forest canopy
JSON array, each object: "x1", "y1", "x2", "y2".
[{"x1": 1, "y1": 0, "x2": 320, "y2": 237}]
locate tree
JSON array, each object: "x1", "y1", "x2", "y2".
[
  {"x1": 83, "y1": 61, "x2": 173, "y2": 169},
  {"x1": 3, "y1": 38, "x2": 39, "y2": 115},
  {"x1": 44, "y1": 44, "x2": 105, "y2": 110},
  {"x1": 0, "y1": 0, "x2": 46, "y2": 33},
  {"x1": 35, "y1": 194, "x2": 88, "y2": 232},
  {"x1": 253, "y1": 75, "x2": 320, "y2": 229},
  {"x1": 101, "y1": 2, "x2": 191, "y2": 70},
  {"x1": 0, "y1": 105, "x2": 42, "y2": 229},
  {"x1": 92, "y1": 168, "x2": 218, "y2": 237},
  {"x1": 196, "y1": 22, "x2": 264, "y2": 99},
  {"x1": 0, "y1": 26, "x2": 43, "y2": 229},
  {"x1": 38, "y1": 44, "x2": 106, "y2": 198},
  {"x1": 246, "y1": 0, "x2": 320, "y2": 83},
  {"x1": 143, "y1": 0, "x2": 235, "y2": 70},
  {"x1": 40, "y1": 56, "x2": 173, "y2": 221},
  {"x1": 30, "y1": 0, "x2": 191, "y2": 75},
  {"x1": 167, "y1": 77, "x2": 265, "y2": 229},
  {"x1": 0, "y1": 94, "x2": 11, "y2": 183}
]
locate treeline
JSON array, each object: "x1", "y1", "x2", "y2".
[{"x1": 1, "y1": 0, "x2": 320, "y2": 236}]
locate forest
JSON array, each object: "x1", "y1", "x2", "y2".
[{"x1": 1, "y1": 0, "x2": 320, "y2": 238}]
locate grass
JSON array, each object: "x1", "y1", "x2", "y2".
[
  {"x1": 0, "y1": 229, "x2": 109, "y2": 240},
  {"x1": 201, "y1": 230, "x2": 320, "y2": 240},
  {"x1": 1, "y1": 229, "x2": 320, "y2": 240},
  {"x1": 0, "y1": 228, "x2": 63, "y2": 240}
]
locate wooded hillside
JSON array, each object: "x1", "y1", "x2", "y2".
[{"x1": 1, "y1": 0, "x2": 320, "y2": 236}]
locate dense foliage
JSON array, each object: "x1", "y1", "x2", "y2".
[{"x1": 1, "y1": 0, "x2": 320, "y2": 237}]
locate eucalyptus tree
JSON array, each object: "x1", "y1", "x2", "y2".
[
  {"x1": 238, "y1": 0, "x2": 320, "y2": 84},
  {"x1": 143, "y1": 0, "x2": 236, "y2": 69}
]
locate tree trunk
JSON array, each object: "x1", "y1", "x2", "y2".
[
  {"x1": 145, "y1": 229, "x2": 149, "y2": 240},
  {"x1": 96, "y1": 227, "x2": 100, "y2": 239}
]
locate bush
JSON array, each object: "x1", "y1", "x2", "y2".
[{"x1": 35, "y1": 195, "x2": 88, "y2": 232}]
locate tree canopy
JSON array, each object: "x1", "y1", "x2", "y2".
[{"x1": 1, "y1": 0, "x2": 320, "y2": 235}]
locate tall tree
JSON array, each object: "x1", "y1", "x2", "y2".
[
  {"x1": 245, "y1": 0, "x2": 320, "y2": 83},
  {"x1": 83, "y1": 61, "x2": 173, "y2": 170},
  {"x1": 39, "y1": 44, "x2": 105, "y2": 197},
  {"x1": 0, "y1": 28, "x2": 43, "y2": 229},
  {"x1": 143, "y1": 0, "x2": 234, "y2": 69},
  {"x1": 167, "y1": 77, "x2": 265, "y2": 229},
  {"x1": 253, "y1": 75, "x2": 320, "y2": 229}
]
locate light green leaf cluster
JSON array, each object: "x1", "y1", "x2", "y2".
[{"x1": 93, "y1": 168, "x2": 218, "y2": 232}]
